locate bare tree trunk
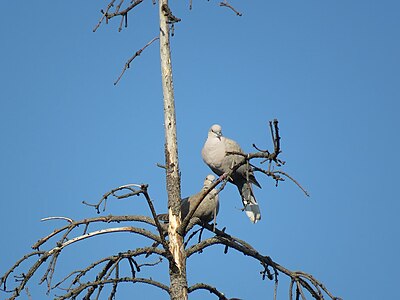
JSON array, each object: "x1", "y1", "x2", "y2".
[{"x1": 159, "y1": 1, "x2": 188, "y2": 299}]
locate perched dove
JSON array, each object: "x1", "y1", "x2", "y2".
[
  {"x1": 157, "y1": 174, "x2": 219, "y2": 231},
  {"x1": 201, "y1": 124, "x2": 261, "y2": 223}
]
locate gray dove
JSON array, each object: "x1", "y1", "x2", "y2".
[
  {"x1": 157, "y1": 174, "x2": 219, "y2": 231},
  {"x1": 201, "y1": 124, "x2": 261, "y2": 223}
]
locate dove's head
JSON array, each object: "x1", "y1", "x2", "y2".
[
  {"x1": 203, "y1": 174, "x2": 216, "y2": 189},
  {"x1": 209, "y1": 124, "x2": 222, "y2": 139},
  {"x1": 204, "y1": 174, "x2": 215, "y2": 184}
]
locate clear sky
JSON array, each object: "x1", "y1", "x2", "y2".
[{"x1": 1, "y1": 1, "x2": 399, "y2": 299}]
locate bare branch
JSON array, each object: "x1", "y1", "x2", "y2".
[
  {"x1": 183, "y1": 227, "x2": 203, "y2": 248},
  {"x1": 93, "y1": 0, "x2": 144, "y2": 32},
  {"x1": 2, "y1": 226, "x2": 163, "y2": 299},
  {"x1": 93, "y1": 0, "x2": 117, "y2": 32},
  {"x1": 219, "y1": 1, "x2": 242, "y2": 16},
  {"x1": 57, "y1": 277, "x2": 169, "y2": 299},
  {"x1": 222, "y1": 120, "x2": 309, "y2": 197},
  {"x1": 106, "y1": 0, "x2": 144, "y2": 19},
  {"x1": 115, "y1": 0, "x2": 125, "y2": 14},
  {"x1": 140, "y1": 184, "x2": 172, "y2": 259},
  {"x1": 0, "y1": 251, "x2": 45, "y2": 292},
  {"x1": 41, "y1": 216, "x2": 74, "y2": 224},
  {"x1": 188, "y1": 283, "x2": 229, "y2": 299},
  {"x1": 273, "y1": 170, "x2": 310, "y2": 197},
  {"x1": 82, "y1": 183, "x2": 172, "y2": 261},
  {"x1": 52, "y1": 247, "x2": 166, "y2": 291},
  {"x1": 296, "y1": 280, "x2": 307, "y2": 300},
  {"x1": 32, "y1": 215, "x2": 156, "y2": 250},
  {"x1": 82, "y1": 184, "x2": 144, "y2": 213},
  {"x1": 53, "y1": 226, "x2": 162, "y2": 248},
  {"x1": 186, "y1": 224, "x2": 339, "y2": 300},
  {"x1": 137, "y1": 256, "x2": 163, "y2": 268},
  {"x1": 114, "y1": 36, "x2": 159, "y2": 85}
]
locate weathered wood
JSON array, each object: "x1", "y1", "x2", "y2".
[{"x1": 159, "y1": 1, "x2": 188, "y2": 299}]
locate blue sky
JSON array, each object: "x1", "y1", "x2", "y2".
[{"x1": 1, "y1": 1, "x2": 399, "y2": 299}]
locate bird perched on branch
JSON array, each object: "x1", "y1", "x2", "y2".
[
  {"x1": 202, "y1": 124, "x2": 261, "y2": 223},
  {"x1": 145, "y1": 175, "x2": 219, "y2": 257},
  {"x1": 157, "y1": 174, "x2": 219, "y2": 231}
]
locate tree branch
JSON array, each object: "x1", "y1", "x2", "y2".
[
  {"x1": 57, "y1": 277, "x2": 169, "y2": 299},
  {"x1": 188, "y1": 283, "x2": 229, "y2": 299},
  {"x1": 114, "y1": 36, "x2": 160, "y2": 85},
  {"x1": 0, "y1": 251, "x2": 45, "y2": 293},
  {"x1": 219, "y1": 0, "x2": 242, "y2": 16},
  {"x1": 93, "y1": 0, "x2": 144, "y2": 32},
  {"x1": 2, "y1": 225, "x2": 164, "y2": 299},
  {"x1": 93, "y1": 0, "x2": 117, "y2": 32},
  {"x1": 52, "y1": 247, "x2": 165, "y2": 291},
  {"x1": 186, "y1": 224, "x2": 341, "y2": 300},
  {"x1": 32, "y1": 215, "x2": 156, "y2": 250},
  {"x1": 140, "y1": 184, "x2": 172, "y2": 259},
  {"x1": 82, "y1": 183, "x2": 144, "y2": 213}
]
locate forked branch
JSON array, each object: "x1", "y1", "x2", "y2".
[{"x1": 93, "y1": 0, "x2": 145, "y2": 32}]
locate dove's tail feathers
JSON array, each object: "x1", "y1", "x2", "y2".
[
  {"x1": 157, "y1": 213, "x2": 169, "y2": 223},
  {"x1": 239, "y1": 182, "x2": 258, "y2": 205},
  {"x1": 238, "y1": 182, "x2": 262, "y2": 223},
  {"x1": 244, "y1": 202, "x2": 261, "y2": 223}
]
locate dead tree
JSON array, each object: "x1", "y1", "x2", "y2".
[{"x1": 1, "y1": 1, "x2": 341, "y2": 300}]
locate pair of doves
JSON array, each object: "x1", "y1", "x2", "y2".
[{"x1": 158, "y1": 124, "x2": 261, "y2": 227}]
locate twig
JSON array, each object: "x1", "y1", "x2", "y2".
[
  {"x1": 156, "y1": 163, "x2": 167, "y2": 169},
  {"x1": 82, "y1": 183, "x2": 144, "y2": 213},
  {"x1": 47, "y1": 227, "x2": 162, "y2": 253},
  {"x1": 115, "y1": 0, "x2": 125, "y2": 14},
  {"x1": 184, "y1": 227, "x2": 203, "y2": 248},
  {"x1": 40, "y1": 251, "x2": 60, "y2": 293},
  {"x1": 41, "y1": 216, "x2": 74, "y2": 224},
  {"x1": 114, "y1": 36, "x2": 159, "y2": 85},
  {"x1": 251, "y1": 165, "x2": 309, "y2": 196},
  {"x1": 106, "y1": 0, "x2": 144, "y2": 19},
  {"x1": 289, "y1": 279, "x2": 294, "y2": 300},
  {"x1": 140, "y1": 185, "x2": 172, "y2": 259},
  {"x1": 219, "y1": 0, "x2": 242, "y2": 16},
  {"x1": 296, "y1": 280, "x2": 307, "y2": 300},
  {"x1": 273, "y1": 170, "x2": 310, "y2": 197},
  {"x1": 24, "y1": 287, "x2": 32, "y2": 300},
  {"x1": 188, "y1": 283, "x2": 229, "y2": 299},
  {"x1": 224, "y1": 119, "x2": 309, "y2": 198},
  {"x1": 137, "y1": 257, "x2": 163, "y2": 268},
  {"x1": 93, "y1": 0, "x2": 117, "y2": 32}
]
